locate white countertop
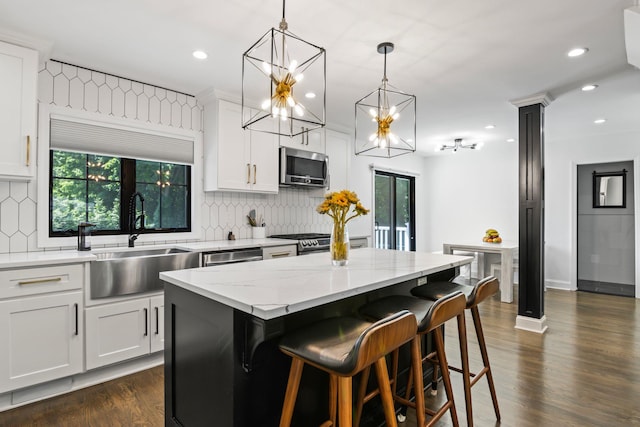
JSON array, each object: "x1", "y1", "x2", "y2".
[
  {"x1": 0, "y1": 238, "x2": 298, "y2": 269},
  {"x1": 175, "y1": 238, "x2": 297, "y2": 252},
  {"x1": 160, "y1": 248, "x2": 473, "y2": 320},
  {"x1": 0, "y1": 250, "x2": 97, "y2": 269}
]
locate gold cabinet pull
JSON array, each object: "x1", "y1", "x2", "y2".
[
  {"x1": 18, "y1": 277, "x2": 63, "y2": 286},
  {"x1": 247, "y1": 163, "x2": 251, "y2": 184},
  {"x1": 270, "y1": 252, "x2": 291, "y2": 258},
  {"x1": 253, "y1": 165, "x2": 257, "y2": 184},
  {"x1": 26, "y1": 135, "x2": 31, "y2": 167}
]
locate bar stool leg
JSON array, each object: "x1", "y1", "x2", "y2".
[
  {"x1": 410, "y1": 336, "x2": 426, "y2": 427},
  {"x1": 279, "y1": 358, "x2": 304, "y2": 427},
  {"x1": 456, "y1": 312, "x2": 473, "y2": 427},
  {"x1": 338, "y1": 376, "x2": 353, "y2": 427},
  {"x1": 374, "y1": 357, "x2": 399, "y2": 427},
  {"x1": 354, "y1": 366, "x2": 371, "y2": 426},
  {"x1": 471, "y1": 306, "x2": 501, "y2": 421},
  {"x1": 329, "y1": 374, "x2": 338, "y2": 427},
  {"x1": 433, "y1": 327, "x2": 459, "y2": 427}
]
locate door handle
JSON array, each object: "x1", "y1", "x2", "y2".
[
  {"x1": 155, "y1": 307, "x2": 159, "y2": 335},
  {"x1": 253, "y1": 165, "x2": 257, "y2": 184},
  {"x1": 144, "y1": 308, "x2": 148, "y2": 336},
  {"x1": 247, "y1": 163, "x2": 251, "y2": 184},
  {"x1": 74, "y1": 303, "x2": 78, "y2": 336},
  {"x1": 26, "y1": 135, "x2": 31, "y2": 166}
]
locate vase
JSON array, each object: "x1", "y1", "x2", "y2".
[
  {"x1": 330, "y1": 223, "x2": 350, "y2": 266},
  {"x1": 252, "y1": 226, "x2": 266, "y2": 239}
]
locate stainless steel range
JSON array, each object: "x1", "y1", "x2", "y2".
[{"x1": 269, "y1": 233, "x2": 331, "y2": 255}]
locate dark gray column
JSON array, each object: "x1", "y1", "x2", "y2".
[{"x1": 511, "y1": 94, "x2": 551, "y2": 333}]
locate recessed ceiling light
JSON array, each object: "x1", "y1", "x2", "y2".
[
  {"x1": 581, "y1": 84, "x2": 598, "y2": 91},
  {"x1": 594, "y1": 118, "x2": 606, "y2": 124},
  {"x1": 567, "y1": 47, "x2": 588, "y2": 57},
  {"x1": 192, "y1": 50, "x2": 208, "y2": 60},
  {"x1": 485, "y1": 124, "x2": 495, "y2": 130},
  {"x1": 506, "y1": 138, "x2": 516, "y2": 143},
  {"x1": 305, "y1": 92, "x2": 316, "y2": 99}
]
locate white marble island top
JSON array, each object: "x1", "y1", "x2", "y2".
[{"x1": 160, "y1": 248, "x2": 472, "y2": 320}]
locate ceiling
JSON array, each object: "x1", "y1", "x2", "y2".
[{"x1": 1, "y1": 0, "x2": 639, "y2": 155}]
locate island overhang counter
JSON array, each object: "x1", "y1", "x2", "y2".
[{"x1": 160, "y1": 248, "x2": 472, "y2": 427}]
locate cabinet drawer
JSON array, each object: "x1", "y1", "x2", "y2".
[
  {"x1": 0, "y1": 264, "x2": 84, "y2": 299},
  {"x1": 262, "y1": 245, "x2": 297, "y2": 259}
]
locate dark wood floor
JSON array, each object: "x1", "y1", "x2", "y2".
[{"x1": 1, "y1": 289, "x2": 639, "y2": 426}]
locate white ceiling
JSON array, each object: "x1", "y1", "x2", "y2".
[{"x1": 1, "y1": 0, "x2": 639, "y2": 155}]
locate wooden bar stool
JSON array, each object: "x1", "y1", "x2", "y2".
[
  {"x1": 278, "y1": 310, "x2": 419, "y2": 427},
  {"x1": 411, "y1": 275, "x2": 501, "y2": 426},
  {"x1": 357, "y1": 291, "x2": 468, "y2": 427}
]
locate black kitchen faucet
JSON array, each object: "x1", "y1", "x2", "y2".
[{"x1": 128, "y1": 192, "x2": 145, "y2": 247}]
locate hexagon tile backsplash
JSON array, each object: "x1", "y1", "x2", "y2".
[{"x1": 0, "y1": 61, "x2": 329, "y2": 254}]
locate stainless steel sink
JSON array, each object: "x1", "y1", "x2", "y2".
[
  {"x1": 90, "y1": 248, "x2": 199, "y2": 299},
  {"x1": 93, "y1": 247, "x2": 187, "y2": 260}
]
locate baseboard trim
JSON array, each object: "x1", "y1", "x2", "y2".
[
  {"x1": 515, "y1": 314, "x2": 548, "y2": 334},
  {"x1": 545, "y1": 279, "x2": 573, "y2": 291}
]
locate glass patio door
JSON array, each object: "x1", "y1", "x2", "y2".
[{"x1": 374, "y1": 171, "x2": 415, "y2": 251}]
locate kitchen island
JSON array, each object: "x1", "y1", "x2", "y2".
[{"x1": 160, "y1": 248, "x2": 471, "y2": 427}]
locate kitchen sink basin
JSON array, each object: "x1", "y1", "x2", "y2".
[{"x1": 90, "y1": 248, "x2": 199, "y2": 299}]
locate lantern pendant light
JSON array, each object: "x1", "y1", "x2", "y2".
[
  {"x1": 355, "y1": 42, "x2": 416, "y2": 157},
  {"x1": 242, "y1": 0, "x2": 326, "y2": 138}
]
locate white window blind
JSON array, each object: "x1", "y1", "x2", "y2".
[{"x1": 50, "y1": 118, "x2": 194, "y2": 164}]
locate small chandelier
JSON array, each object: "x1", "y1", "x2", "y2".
[
  {"x1": 242, "y1": 0, "x2": 326, "y2": 138},
  {"x1": 437, "y1": 138, "x2": 483, "y2": 153},
  {"x1": 355, "y1": 42, "x2": 416, "y2": 158}
]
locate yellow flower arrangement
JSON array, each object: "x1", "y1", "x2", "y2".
[{"x1": 317, "y1": 190, "x2": 369, "y2": 265}]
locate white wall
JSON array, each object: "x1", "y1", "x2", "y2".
[
  {"x1": 545, "y1": 130, "x2": 640, "y2": 293},
  {"x1": 422, "y1": 141, "x2": 519, "y2": 253}
]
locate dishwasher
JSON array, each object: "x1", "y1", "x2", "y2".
[{"x1": 202, "y1": 247, "x2": 263, "y2": 266}]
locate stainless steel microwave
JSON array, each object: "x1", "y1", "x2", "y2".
[{"x1": 279, "y1": 146, "x2": 329, "y2": 188}]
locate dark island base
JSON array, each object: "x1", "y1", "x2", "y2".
[{"x1": 164, "y1": 269, "x2": 454, "y2": 427}]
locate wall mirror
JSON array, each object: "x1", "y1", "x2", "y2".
[{"x1": 593, "y1": 169, "x2": 627, "y2": 208}]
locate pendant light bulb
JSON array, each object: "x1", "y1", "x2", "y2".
[
  {"x1": 262, "y1": 61, "x2": 272, "y2": 76},
  {"x1": 288, "y1": 59, "x2": 298, "y2": 73}
]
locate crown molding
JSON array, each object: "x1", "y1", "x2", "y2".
[{"x1": 509, "y1": 92, "x2": 554, "y2": 108}]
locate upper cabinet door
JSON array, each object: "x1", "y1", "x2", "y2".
[
  {"x1": 203, "y1": 98, "x2": 279, "y2": 193},
  {"x1": 325, "y1": 129, "x2": 350, "y2": 193},
  {"x1": 249, "y1": 124, "x2": 279, "y2": 193},
  {"x1": 216, "y1": 100, "x2": 252, "y2": 191},
  {"x1": 0, "y1": 41, "x2": 37, "y2": 181}
]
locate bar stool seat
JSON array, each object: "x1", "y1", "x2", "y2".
[
  {"x1": 278, "y1": 310, "x2": 419, "y2": 427},
  {"x1": 411, "y1": 276, "x2": 501, "y2": 426},
  {"x1": 357, "y1": 292, "x2": 468, "y2": 427}
]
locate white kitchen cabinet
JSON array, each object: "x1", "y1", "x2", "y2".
[
  {"x1": 0, "y1": 40, "x2": 38, "y2": 181},
  {"x1": 85, "y1": 294, "x2": 164, "y2": 370},
  {"x1": 279, "y1": 128, "x2": 325, "y2": 153},
  {"x1": 149, "y1": 295, "x2": 164, "y2": 353},
  {"x1": 262, "y1": 244, "x2": 297, "y2": 259},
  {"x1": 204, "y1": 99, "x2": 279, "y2": 193},
  {"x1": 0, "y1": 263, "x2": 85, "y2": 393},
  {"x1": 325, "y1": 129, "x2": 350, "y2": 192}
]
